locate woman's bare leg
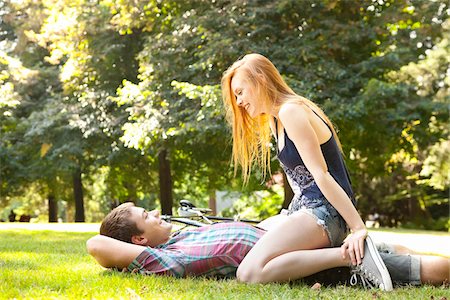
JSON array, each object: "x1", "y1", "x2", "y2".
[
  {"x1": 237, "y1": 212, "x2": 350, "y2": 283},
  {"x1": 256, "y1": 214, "x2": 288, "y2": 231}
]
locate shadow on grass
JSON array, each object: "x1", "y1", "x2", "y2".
[{"x1": 96, "y1": 264, "x2": 352, "y2": 288}]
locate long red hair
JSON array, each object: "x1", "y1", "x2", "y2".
[{"x1": 222, "y1": 53, "x2": 340, "y2": 183}]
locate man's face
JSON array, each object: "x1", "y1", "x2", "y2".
[{"x1": 129, "y1": 206, "x2": 172, "y2": 247}]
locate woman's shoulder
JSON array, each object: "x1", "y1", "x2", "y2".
[{"x1": 278, "y1": 100, "x2": 309, "y2": 121}]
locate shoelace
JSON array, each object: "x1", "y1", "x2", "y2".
[{"x1": 350, "y1": 265, "x2": 379, "y2": 289}]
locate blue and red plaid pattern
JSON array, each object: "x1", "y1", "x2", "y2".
[{"x1": 128, "y1": 222, "x2": 265, "y2": 278}]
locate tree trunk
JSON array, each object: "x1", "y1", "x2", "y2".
[
  {"x1": 124, "y1": 181, "x2": 137, "y2": 203},
  {"x1": 48, "y1": 194, "x2": 58, "y2": 223},
  {"x1": 209, "y1": 190, "x2": 217, "y2": 215},
  {"x1": 158, "y1": 149, "x2": 173, "y2": 215},
  {"x1": 281, "y1": 171, "x2": 294, "y2": 210},
  {"x1": 73, "y1": 167, "x2": 85, "y2": 222},
  {"x1": 408, "y1": 196, "x2": 430, "y2": 225}
]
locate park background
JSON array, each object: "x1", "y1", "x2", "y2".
[{"x1": 1, "y1": 0, "x2": 449, "y2": 232}]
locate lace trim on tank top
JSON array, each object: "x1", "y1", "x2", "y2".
[{"x1": 274, "y1": 107, "x2": 331, "y2": 209}]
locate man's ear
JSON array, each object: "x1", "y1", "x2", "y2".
[{"x1": 131, "y1": 235, "x2": 148, "y2": 246}]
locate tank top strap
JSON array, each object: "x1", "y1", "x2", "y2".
[
  {"x1": 308, "y1": 106, "x2": 332, "y2": 133},
  {"x1": 273, "y1": 117, "x2": 279, "y2": 142}
]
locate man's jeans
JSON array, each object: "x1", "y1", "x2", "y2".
[
  {"x1": 302, "y1": 242, "x2": 421, "y2": 286},
  {"x1": 377, "y1": 242, "x2": 421, "y2": 286}
]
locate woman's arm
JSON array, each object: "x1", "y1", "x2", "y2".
[
  {"x1": 86, "y1": 235, "x2": 146, "y2": 269},
  {"x1": 279, "y1": 103, "x2": 366, "y2": 264}
]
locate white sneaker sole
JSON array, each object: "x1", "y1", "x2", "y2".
[{"x1": 365, "y1": 235, "x2": 394, "y2": 291}]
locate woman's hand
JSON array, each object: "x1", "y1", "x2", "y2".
[{"x1": 340, "y1": 228, "x2": 368, "y2": 266}]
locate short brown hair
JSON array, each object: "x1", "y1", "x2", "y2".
[{"x1": 100, "y1": 202, "x2": 143, "y2": 243}]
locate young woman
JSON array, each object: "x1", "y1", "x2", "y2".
[{"x1": 221, "y1": 53, "x2": 392, "y2": 289}]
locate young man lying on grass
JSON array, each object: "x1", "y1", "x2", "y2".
[{"x1": 87, "y1": 203, "x2": 449, "y2": 288}]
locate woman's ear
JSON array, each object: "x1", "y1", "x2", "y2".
[{"x1": 131, "y1": 235, "x2": 148, "y2": 246}]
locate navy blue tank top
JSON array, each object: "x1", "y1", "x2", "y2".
[{"x1": 275, "y1": 109, "x2": 355, "y2": 210}]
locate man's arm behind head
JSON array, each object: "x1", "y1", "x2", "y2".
[{"x1": 86, "y1": 234, "x2": 145, "y2": 269}]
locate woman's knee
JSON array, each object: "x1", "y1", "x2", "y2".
[{"x1": 236, "y1": 264, "x2": 266, "y2": 283}]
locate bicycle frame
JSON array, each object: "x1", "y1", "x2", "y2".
[
  {"x1": 162, "y1": 215, "x2": 260, "y2": 227},
  {"x1": 161, "y1": 200, "x2": 260, "y2": 228}
]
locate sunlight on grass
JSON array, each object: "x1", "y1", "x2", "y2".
[
  {"x1": 369, "y1": 230, "x2": 450, "y2": 256},
  {"x1": 0, "y1": 222, "x2": 99, "y2": 232}
]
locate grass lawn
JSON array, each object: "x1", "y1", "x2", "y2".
[{"x1": 0, "y1": 227, "x2": 449, "y2": 300}]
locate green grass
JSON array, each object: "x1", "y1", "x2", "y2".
[{"x1": 0, "y1": 229, "x2": 449, "y2": 299}]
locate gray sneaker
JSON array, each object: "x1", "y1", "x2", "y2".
[{"x1": 350, "y1": 235, "x2": 393, "y2": 291}]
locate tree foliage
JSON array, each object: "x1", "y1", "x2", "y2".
[{"x1": 1, "y1": 0, "x2": 448, "y2": 229}]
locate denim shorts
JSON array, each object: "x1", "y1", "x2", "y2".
[{"x1": 282, "y1": 201, "x2": 348, "y2": 247}]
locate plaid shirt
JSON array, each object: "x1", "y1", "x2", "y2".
[{"x1": 127, "y1": 222, "x2": 265, "y2": 278}]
